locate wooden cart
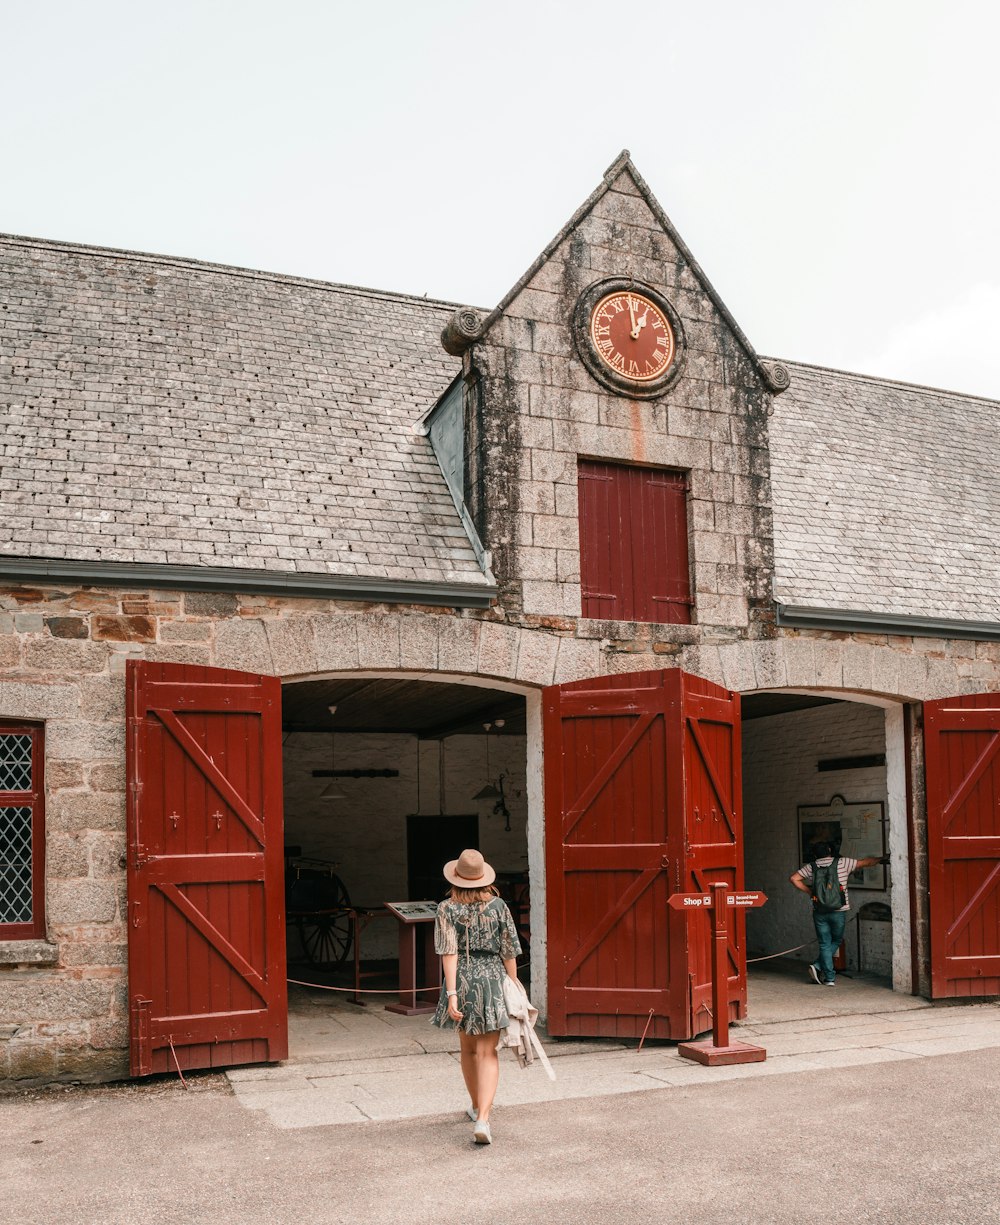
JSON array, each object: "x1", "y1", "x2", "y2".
[{"x1": 284, "y1": 854, "x2": 353, "y2": 968}]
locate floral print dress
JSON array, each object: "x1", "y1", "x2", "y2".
[{"x1": 430, "y1": 897, "x2": 522, "y2": 1035}]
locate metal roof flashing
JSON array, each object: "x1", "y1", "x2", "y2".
[
  {"x1": 421, "y1": 378, "x2": 495, "y2": 582},
  {"x1": 777, "y1": 603, "x2": 1000, "y2": 642},
  {"x1": 0, "y1": 556, "x2": 496, "y2": 609}
]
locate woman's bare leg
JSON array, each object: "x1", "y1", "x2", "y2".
[
  {"x1": 458, "y1": 1030, "x2": 478, "y2": 1115},
  {"x1": 474, "y1": 1032, "x2": 501, "y2": 1122}
]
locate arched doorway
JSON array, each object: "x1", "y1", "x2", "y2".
[
  {"x1": 279, "y1": 671, "x2": 541, "y2": 1059},
  {"x1": 740, "y1": 688, "x2": 912, "y2": 1021}
]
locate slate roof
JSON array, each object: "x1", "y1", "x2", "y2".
[
  {"x1": 0, "y1": 235, "x2": 485, "y2": 588},
  {"x1": 769, "y1": 361, "x2": 1000, "y2": 623},
  {"x1": 2, "y1": 234, "x2": 998, "y2": 627}
]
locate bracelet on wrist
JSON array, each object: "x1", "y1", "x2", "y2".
[{"x1": 447, "y1": 990, "x2": 458, "y2": 997}]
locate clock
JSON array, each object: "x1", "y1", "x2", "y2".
[{"x1": 573, "y1": 278, "x2": 684, "y2": 397}]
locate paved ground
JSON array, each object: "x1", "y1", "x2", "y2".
[
  {"x1": 5, "y1": 971, "x2": 999, "y2": 1223},
  {"x1": 234, "y1": 996, "x2": 1000, "y2": 1129},
  {"x1": 237, "y1": 964, "x2": 940, "y2": 1129},
  {"x1": 4, "y1": 1040, "x2": 999, "y2": 1225}
]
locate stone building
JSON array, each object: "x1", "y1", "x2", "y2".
[{"x1": 1, "y1": 151, "x2": 998, "y2": 1085}]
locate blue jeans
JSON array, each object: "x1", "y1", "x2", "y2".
[{"x1": 813, "y1": 910, "x2": 848, "y2": 982}]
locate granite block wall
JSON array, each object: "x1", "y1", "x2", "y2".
[
  {"x1": 464, "y1": 163, "x2": 776, "y2": 641},
  {"x1": 0, "y1": 581, "x2": 996, "y2": 1085}
]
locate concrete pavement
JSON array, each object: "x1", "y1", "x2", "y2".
[
  {"x1": 4, "y1": 1042, "x2": 1000, "y2": 1225},
  {"x1": 229, "y1": 998, "x2": 1000, "y2": 1129}
]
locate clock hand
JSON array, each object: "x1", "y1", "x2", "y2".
[
  {"x1": 631, "y1": 308, "x2": 649, "y2": 340},
  {"x1": 627, "y1": 295, "x2": 637, "y2": 337}
]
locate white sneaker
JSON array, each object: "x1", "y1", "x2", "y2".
[
  {"x1": 473, "y1": 1120, "x2": 492, "y2": 1145},
  {"x1": 466, "y1": 1106, "x2": 478, "y2": 1122},
  {"x1": 807, "y1": 964, "x2": 821, "y2": 985}
]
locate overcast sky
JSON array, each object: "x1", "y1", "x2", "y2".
[{"x1": 5, "y1": 1, "x2": 999, "y2": 399}]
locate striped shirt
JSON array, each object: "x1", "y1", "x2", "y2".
[{"x1": 798, "y1": 856, "x2": 859, "y2": 912}]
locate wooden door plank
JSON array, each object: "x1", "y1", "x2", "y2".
[
  {"x1": 126, "y1": 661, "x2": 287, "y2": 1076},
  {"x1": 152, "y1": 708, "x2": 267, "y2": 845},
  {"x1": 925, "y1": 693, "x2": 1000, "y2": 998}
]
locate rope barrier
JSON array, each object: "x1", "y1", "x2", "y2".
[
  {"x1": 288, "y1": 976, "x2": 443, "y2": 995},
  {"x1": 289, "y1": 920, "x2": 860, "y2": 996},
  {"x1": 288, "y1": 955, "x2": 531, "y2": 997},
  {"x1": 745, "y1": 912, "x2": 860, "y2": 964},
  {"x1": 746, "y1": 942, "x2": 810, "y2": 964}
]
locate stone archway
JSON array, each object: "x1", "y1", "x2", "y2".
[
  {"x1": 213, "y1": 610, "x2": 604, "y2": 694},
  {"x1": 740, "y1": 690, "x2": 911, "y2": 994},
  {"x1": 278, "y1": 666, "x2": 550, "y2": 1015}
]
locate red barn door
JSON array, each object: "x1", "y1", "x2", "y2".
[
  {"x1": 126, "y1": 660, "x2": 287, "y2": 1075},
  {"x1": 924, "y1": 693, "x2": 1000, "y2": 998},
  {"x1": 544, "y1": 668, "x2": 743, "y2": 1040}
]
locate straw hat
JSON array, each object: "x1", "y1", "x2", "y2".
[{"x1": 443, "y1": 848, "x2": 496, "y2": 888}]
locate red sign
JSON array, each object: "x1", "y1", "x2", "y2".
[
  {"x1": 726, "y1": 891, "x2": 767, "y2": 908},
  {"x1": 668, "y1": 891, "x2": 767, "y2": 910},
  {"x1": 667, "y1": 893, "x2": 713, "y2": 910}
]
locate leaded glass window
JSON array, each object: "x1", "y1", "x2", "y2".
[
  {"x1": 0, "y1": 724, "x2": 43, "y2": 938},
  {"x1": 0, "y1": 806, "x2": 33, "y2": 923},
  {"x1": 0, "y1": 734, "x2": 31, "y2": 791}
]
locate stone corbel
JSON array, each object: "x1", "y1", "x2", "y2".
[{"x1": 441, "y1": 308, "x2": 484, "y2": 356}]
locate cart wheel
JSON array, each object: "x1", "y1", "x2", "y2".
[{"x1": 298, "y1": 874, "x2": 353, "y2": 968}]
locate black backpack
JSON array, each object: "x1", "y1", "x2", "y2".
[{"x1": 810, "y1": 857, "x2": 845, "y2": 913}]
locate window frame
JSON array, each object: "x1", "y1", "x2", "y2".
[{"x1": 0, "y1": 721, "x2": 46, "y2": 940}]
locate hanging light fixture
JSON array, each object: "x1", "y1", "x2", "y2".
[
  {"x1": 320, "y1": 731, "x2": 346, "y2": 800},
  {"x1": 472, "y1": 722, "x2": 502, "y2": 801}
]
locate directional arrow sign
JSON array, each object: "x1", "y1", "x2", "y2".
[
  {"x1": 668, "y1": 890, "x2": 768, "y2": 910},
  {"x1": 726, "y1": 891, "x2": 767, "y2": 908},
  {"x1": 667, "y1": 893, "x2": 714, "y2": 909}
]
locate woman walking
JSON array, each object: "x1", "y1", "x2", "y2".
[{"x1": 431, "y1": 849, "x2": 522, "y2": 1145}]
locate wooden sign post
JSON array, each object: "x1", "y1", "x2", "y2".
[{"x1": 669, "y1": 882, "x2": 768, "y2": 1066}]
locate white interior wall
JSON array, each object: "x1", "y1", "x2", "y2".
[
  {"x1": 283, "y1": 731, "x2": 529, "y2": 960},
  {"x1": 523, "y1": 689, "x2": 545, "y2": 1016},
  {"x1": 742, "y1": 702, "x2": 894, "y2": 978}
]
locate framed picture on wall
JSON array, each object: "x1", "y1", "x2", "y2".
[{"x1": 797, "y1": 794, "x2": 887, "y2": 891}]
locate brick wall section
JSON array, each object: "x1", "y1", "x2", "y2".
[
  {"x1": 465, "y1": 164, "x2": 776, "y2": 640},
  {"x1": 2, "y1": 583, "x2": 998, "y2": 1085}
]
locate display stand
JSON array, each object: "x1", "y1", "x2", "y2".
[
  {"x1": 670, "y1": 882, "x2": 769, "y2": 1066},
  {"x1": 383, "y1": 901, "x2": 440, "y2": 1016},
  {"x1": 346, "y1": 907, "x2": 395, "y2": 1005}
]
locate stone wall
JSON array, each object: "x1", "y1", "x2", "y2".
[
  {"x1": 1, "y1": 580, "x2": 998, "y2": 1086},
  {"x1": 464, "y1": 163, "x2": 776, "y2": 639}
]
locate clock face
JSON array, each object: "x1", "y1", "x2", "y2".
[{"x1": 589, "y1": 290, "x2": 676, "y2": 382}]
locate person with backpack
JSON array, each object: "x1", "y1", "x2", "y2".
[{"x1": 789, "y1": 841, "x2": 889, "y2": 985}]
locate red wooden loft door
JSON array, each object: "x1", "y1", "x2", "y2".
[
  {"x1": 126, "y1": 661, "x2": 288, "y2": 1076},
  {"x1": 577, "y1": 460, "x2": 692, "y2": 625},
  {"x1": 924, "y1": 693, "x2": 1000, "y2": 998},
  {"x1": 544, "y1": 668, "x2": 743, "y2": 1040}
]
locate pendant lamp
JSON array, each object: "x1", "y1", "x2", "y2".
[{"x1": 472, "y1": 722, "x2": 502, "y2": 801}]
